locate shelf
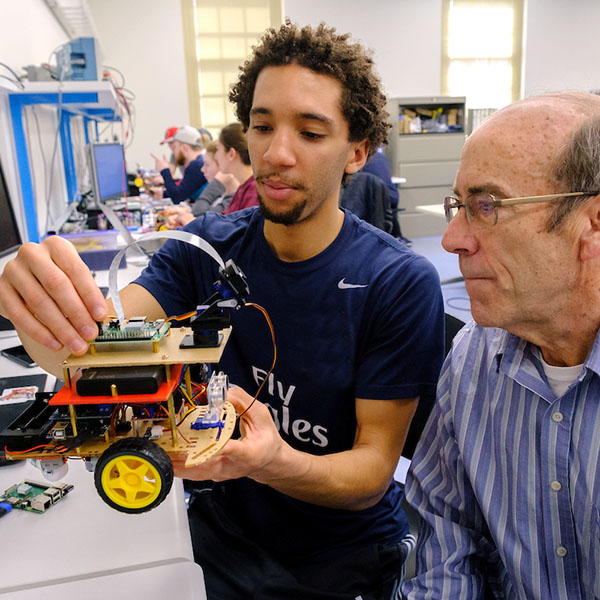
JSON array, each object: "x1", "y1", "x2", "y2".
[
  {"x1": 386, "y1": 96, "x2": 466, "y2": 237},
  {"x1": 5, "y1": 81, "x2": 121, "y2": 242}
]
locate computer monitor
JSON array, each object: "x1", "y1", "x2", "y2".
[
  {"x1": 0, "y1": 157, "x2": 22, "y2": 258},
  {"x1": 87, "y1": 142, "x2": 127, "y2": 205}
]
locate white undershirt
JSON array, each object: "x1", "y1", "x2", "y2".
[{"x1": 534, "y1": 347, "x2": 584, "y2": 397}]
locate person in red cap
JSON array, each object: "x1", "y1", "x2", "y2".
[
  {"x1": 151, "y1": 126, "x2": 208, "y2": 204},
  {"x1": 150, "y1": 126, "x2": 180, "y2": 186},
  {"x1": 161, "y1": 126, "x2": 179, "y2": 146}
]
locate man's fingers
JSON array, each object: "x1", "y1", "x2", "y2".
[
  {"x1": 5, "y1": 261, "x2": 91, "y2": 355},
  {"x1": 27, "y1": 240, "x2": 105, "y2": 339},
  {"x1": 227, "y1": 386, "x2": 269, "y2": 421},
  {"x1": 2, "y1": 238, "x2": 105, "y2": 354},
  {"x1": 0, "y1": 280, "x2": 63, "y2": 351},
  {"x1": 47, "y1": 238, "x2": 107, "y2": 321}
]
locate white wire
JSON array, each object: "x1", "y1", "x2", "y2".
[{"x1": 108, "y1": 230, "x2": 226, "y2": 324}]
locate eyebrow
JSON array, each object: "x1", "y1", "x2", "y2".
[
  {"x1": 250, "y1": 107, "x2": 334, "y2": 126},
  {"x1": 453, "y1": 183, "x2": 509, "y2": 198}
]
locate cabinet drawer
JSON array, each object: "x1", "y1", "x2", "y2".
[
  {"x1": 399, "y1": 162, "x2": 460, "y2": 187},
  {"x1": 399, "y1": 186, "x2": 449, "y2": 211},
  {"x1": 396, "y1": 133, "x2": 465, "y2": 162}
]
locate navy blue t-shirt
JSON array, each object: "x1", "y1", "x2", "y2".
[{"x1": 134, "y1": 207, "x2": 444, "y2": 560}]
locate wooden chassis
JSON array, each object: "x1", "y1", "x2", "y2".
[{"x1": 5, "y1": 327, "x2": 235, "y2": 468}]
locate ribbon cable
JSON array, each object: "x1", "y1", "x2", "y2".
[{"x1": 107, "y1": 230, "x2": 226, "y2": 324}]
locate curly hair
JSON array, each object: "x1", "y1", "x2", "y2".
[{"x1": 229, "y1": 20, "x2": 389, "y2": 157}]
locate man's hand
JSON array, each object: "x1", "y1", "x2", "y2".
[
  {"x1": 0, "y1": 236, "x2": 107, "y2": 355},
  {"x1": 172, "y1": 388, "x2": 417, "y2": 511},
  {"x1": 160, "y1": 205, "x2": 194, "y2": 229},
  {"x1": 148, "y1": 186, "x2": 164, "y2": 199},
  {"x1": 172, "y1": 386, "x2": 286, "y2": 482},
  {"x1": 214, "y1": 172, "x2": 240, "y2": 195},
  {"x1": 151, "y1": 153, "x2": 170, "y2": 173}
]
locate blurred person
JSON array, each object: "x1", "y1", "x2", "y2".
[
  {"x1": 216, "y1": 122, "x2": 258, "y2": 214},
  {"x1": 150, "y1": 126, "x2": 208, "y2": 204},
  {"x1": 152, "y1": 125, "x2": 179, "y2": 185},
  {"x1": 163, "y1": 140, "x2": 239, "y2": 228}
]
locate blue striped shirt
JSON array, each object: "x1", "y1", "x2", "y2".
[{"x1": 401, "y1": 321, "x2": 600, "y2": 599}]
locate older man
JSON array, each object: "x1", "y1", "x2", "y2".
[{"x1": 402, "y1": 91, "x2": 600, "y2": 599}]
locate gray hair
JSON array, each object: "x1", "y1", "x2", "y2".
[{"x1": 549, "y1": 114, "x2": 600, "y2": 230}]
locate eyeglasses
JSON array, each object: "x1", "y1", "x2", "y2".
[{"x1": 443, "y1": 192, "x2": 597, "y2": 227}]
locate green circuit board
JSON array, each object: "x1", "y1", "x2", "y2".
[
  {"x1": 95, "y1": 317, "x2": 171, "y2": 343},
  {"x1": 1, "y1": 480, "x2": 74, "y2": 513}
]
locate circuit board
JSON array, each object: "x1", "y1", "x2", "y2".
[
  {"x1": 1, "y1": 480, "x2": 74, "y2": 513},
  {"x1": 94, "y1": 317, "x2": 171, "y2": 344}
]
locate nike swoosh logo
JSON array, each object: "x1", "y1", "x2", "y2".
[{"x1": 338, "y1": 278, "x2": 368, "y2": 289}]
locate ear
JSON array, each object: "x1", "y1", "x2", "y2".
[
  {"x1": 227, "y1": 147, "x2": 238, "y2": 162},
  {"x1": 579, "y1": 195, "x2": 600, "y2": 261},
  {"x1": 343, "y1": 139, "x2": 370, "y2": 175}
]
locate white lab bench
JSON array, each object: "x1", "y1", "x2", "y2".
[{"x1": 0, "y1": 258, "x2": 206, "y2": 599}]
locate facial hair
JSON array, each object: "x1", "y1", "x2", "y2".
[
  {"x1": 258, "y1": 195, "x2": 309, "y2": 226},
  {"x1": 255, "y1": 172, "x2": 321, "y2": 226}
]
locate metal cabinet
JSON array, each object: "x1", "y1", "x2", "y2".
[{"x1": 385, "y1": 96, "x2": 466, "y2": 238}]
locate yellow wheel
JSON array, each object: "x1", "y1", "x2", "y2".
[{"x1": 94, "y1": 438, "x2": 173, "y2": 514}]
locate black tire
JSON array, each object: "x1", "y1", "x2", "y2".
[{"x1": 94, "y1": 437, "x2": 174, "y2": 514}]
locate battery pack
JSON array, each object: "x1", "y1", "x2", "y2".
[{"x1": 75, "y1": 366, "x2": 165, "y2": 396}]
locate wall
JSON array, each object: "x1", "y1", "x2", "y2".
[
  {"x1": 0, "y1": 0, "x2": 71, "y2": 243},
  {"x1": 3, "y1": 0, "x2": 600, "y2": 242},
  {"x1": 87, "y1": 0, "x2": 190, "y2": 170},
  {"x1": 284, "y1": 0, "x2": 443, "y2": 99},
  {"x1": 0, "y1": 0, "x2": 69, "y2": 70},
  {"x1": 523, "y1": 0, "x2": 600, "y2": 97}
]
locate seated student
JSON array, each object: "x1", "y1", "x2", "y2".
[
  {"x1": 362, "y1": 149, "x2": 410, "y2": 242},
  {"x1": 340, "y1": 171, "x2": 394, "y2": 234},
  {"x1": 152, "y1": 126, "x2": 179, "y2": 185},
  {"x1": 197, "y1": 127, "x2": 213, "y2": 149},
  {"x1": 362, "y1": 149, "x2": 399, "y2": 210},
  {"x1": 216, "y1": 122, "x2": 258, "y2": 214},
  {"x1": 150, "y1": 126, "x2": 208, "y2": 204},
  {"x1": 162, "y1": 140, "x2": 239, "y2": 228}
]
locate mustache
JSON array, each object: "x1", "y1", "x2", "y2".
[{"x1": 254, "y1": 173, "x2": 307, "y2": 191}]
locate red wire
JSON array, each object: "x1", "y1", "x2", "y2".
[{"x1": 4, "y1": 444, "x2": 65, "y2": 455}]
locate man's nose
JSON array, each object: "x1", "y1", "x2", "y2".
[
  {"x1": 441, "y1": 209, "x2": 478, "y2": 256},
  {"x1": 263, "y1": 130, "x2": 296, "y2": 167}
]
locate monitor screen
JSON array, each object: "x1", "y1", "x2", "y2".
[
  {"x1": 0, "y1": 159, "x2": 22, "y2": 258},
  {"x1": 88, "y1": 142, "x2": 127, "y2": 204}
]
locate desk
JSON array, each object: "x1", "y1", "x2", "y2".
[
  {"x1": 0, "y1": 262, "x2": 206, "y2": 599},
  {"x1": 0, "y1": 460, "x2": 204, "y2": 598}
]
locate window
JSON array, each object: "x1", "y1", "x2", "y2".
[
  {"x1": 181, "y1": 0, "x2": 283, "y2": 137},
  {"x1": 442, "y1": 0, "x2": 524, "y2": 111}
]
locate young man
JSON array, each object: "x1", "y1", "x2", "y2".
[
  {"x1": 401, "y1": 91, "x2": 600, "y2": 600},
  {"x1": 0, "y1": 22, "x2": 444, "y2": 599},
  {"x1": 151, "y1": 125, "x2": 208, "y2": 203}
]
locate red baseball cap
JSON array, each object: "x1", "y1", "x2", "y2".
[{"x1": 160, "y1": 126, "x2": 179, "y2": 144}]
